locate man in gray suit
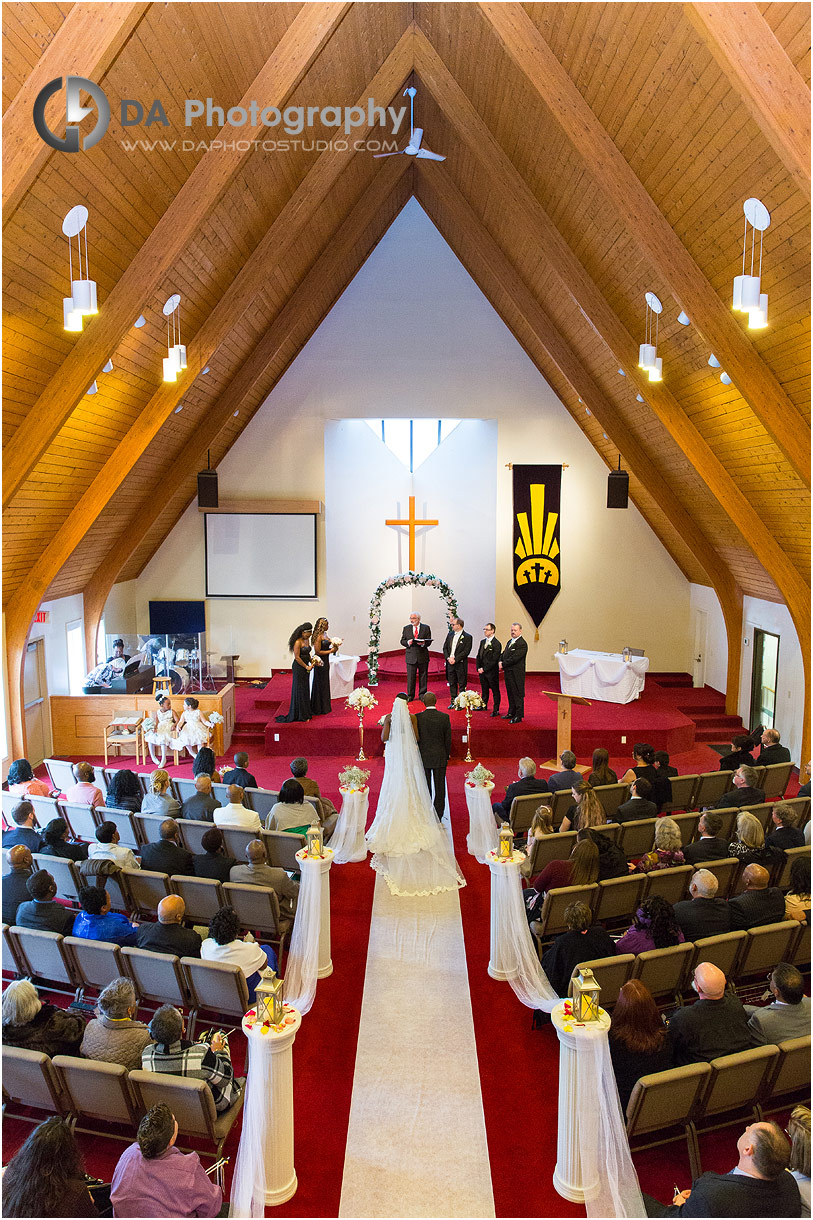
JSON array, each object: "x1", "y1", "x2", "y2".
[
  {"x1": 229, "y1": 839, "x2": 300, "y2": 919},
  {"x1": 746, "y1": 962, "x2": 811, "y2": 1044},
  {"x1": 415, "y1": 692, "x2": 452, "y2": 820}
]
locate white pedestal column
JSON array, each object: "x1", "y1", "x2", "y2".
[
  {"x1": 486, "y1": 848, "x2": 526, "y2": 980},
  {"x1": 551, "y1": 999, "x2": 611, "y2": 1203},
  {"x1": 294, "y1": 847, "x2": 334, "y2": 979},
  {"x1": 236, "y1": 1006, "x2": 302, "y2": 1208}
]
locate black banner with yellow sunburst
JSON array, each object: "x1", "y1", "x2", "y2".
[{"x1": 512, "y1": 465, "x2": 561, "y2": 628}]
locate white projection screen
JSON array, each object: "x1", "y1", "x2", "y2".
[{"x1": 204, "y1": 514, "x2": 317, "y2": 598}]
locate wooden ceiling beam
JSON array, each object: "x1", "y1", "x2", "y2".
[
  {"x1": 2, "y1": 1, "x2": 351, "y2": 508},
  {"x1": 3, "y1": 2, "x2": 150, "y2": 221},
  {"x1": 684, "y1": 3, "x2": 811, "y2": 200},
  {"x1": 476, "y1": 2, "x2": 811, "y2": 484},
  {"x1": 415, "y1": 164, "x2": 746, "y2": 720}
]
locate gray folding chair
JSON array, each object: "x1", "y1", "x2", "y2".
[
  {"x1": 53, "y1": 1055, "x2": 140, "y2": 1138},
  {"x1": 644, "y1": 865, "x2": 693, "y2": 906},
  {"x1": 171, "y1": 875, "x2": 224, "y2": 924},
  {"x1": 760, "y1": 763, "x2": 793, "y2": 800},
  {"x1": 177, "y1": 819, "x2": 214, "y2": 855},
  {"x1": 102, "y1": 808, "x2": 140, "y2": 850},
  {"x1": 2, "y1": 1045, "x2": 69, "y2": 1121},
  {"x1": 44, "y1": 758, "x2": 81, "y2": 794},
  {"x1": 692, "y1": 771, "x2": 734, "y2": 809},
  {"x1": 64, "y1": 936, "x2": 127, "y2": 999},
  {"x1": 121, "y1": 946, "x2": 191, "y2": 1010},
  {"x1": 244, "y1": 788, "x2": 280, "y2": 818},
  {"x1": 591, "y1": 783, "x2": 630, "y2": 821},
  {"x1": 182, "y1": 956, "x2": 250, "y2": 1037},
  {"x1": 8, "y1": 926, "x2": 79, "y2": 995},
  {"x1": 60, "y1": 801, "x2": 103, "y2": 842},
  {"x1": 123, "y1": 869, "x2": 172, "y2": 918},
  {"x1": 661, "y1": 774, "x2": 698, "y2": 814},
  {"x1": 31, "y1": 852, "x2": 83, "y2": 903},
  {"x1": 262, "y1": 829, "x2": 307, "y2": 871},
  {"x1": 129, "y1": 1070, "x2": 244, "y2": 1159}
]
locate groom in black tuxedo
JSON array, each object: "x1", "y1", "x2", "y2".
[
  {"x1": 400, "y1": 613, "x2": 432, "y2": 701},
  {"x1": 442, "y1": 617, "x2": 473, "y2": 706},
  {"x1": 500, "y1": 622, "x2": 528, "y2": 723},
  {"x1": 415, "y1": 692, "x2": 452, "y2": 819},
  {"x1": 476, "y1": 623, "x2": 502, "y2": 716}
]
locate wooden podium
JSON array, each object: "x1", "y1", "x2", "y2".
[{"x1": 541, "y1": 691, "x2": 592, "y2": 772}]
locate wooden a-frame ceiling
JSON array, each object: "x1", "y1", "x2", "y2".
[{"x1": 3, "y1": 2, "x2": 810, "y2": 749}]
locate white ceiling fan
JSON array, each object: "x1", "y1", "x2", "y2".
[{"x1": 374, "y1": 86, "x2": 445, "y2": 161}]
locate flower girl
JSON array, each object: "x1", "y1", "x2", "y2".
[
  {"x1": 144, "y1": 694, "x2": 177, "y2": 766},
  {"x1": 172, "y1": 696, "x2": 213, "y2": 760}
]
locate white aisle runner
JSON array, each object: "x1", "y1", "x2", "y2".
[{"x1": 339, "y1": 876, "x2": 495, "y2": 1218}]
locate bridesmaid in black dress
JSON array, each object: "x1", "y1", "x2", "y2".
[
  {"x1": 275, "y1": 623, "x2": 315, "y2": 723},
  {"x1": 310, "y1": 616, "x2": 339, "y2": 716}
]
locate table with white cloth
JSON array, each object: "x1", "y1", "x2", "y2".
[
  {"x1": 465, "y1": 782, "x2": 498, "y2": 864},
  {"x1": 329, "y1": 652, "x2": 360, "y2": 698},
  {"x1": 556, "y1": 649, "x2": 649, "y2": 704}
]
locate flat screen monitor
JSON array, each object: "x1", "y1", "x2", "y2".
[
  {"x1": 149, "y1": 600, "x2": 206, "y2": 634},
  {"x1": 204, "y1": 513, "x2": 317, "y2": 598}
]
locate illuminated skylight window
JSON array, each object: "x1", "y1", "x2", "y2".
[{"x1": 363, "y1": 418, "x2": 461, "y2": 472}]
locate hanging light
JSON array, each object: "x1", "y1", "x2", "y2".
[
  {"x1": 103, "y1": 358, "x2": 113, "y2": 373},
  {"x1": 61, "y1": 205, "x2": 97, "y2": 328},
  {"x1": 134, "y1": 314, "x2": 146, "y2": 328},
  {"x1": 162, "y1": 293, "x2": 183, "y2": 382},
  {"x1": 638, "y1": 292, "x2": 663, "y2": 381},
  {"x1": 708, "y1": 354, "x2": 721, "y2": 368},
  {"x1": 86, "y1": 381, "x2": 98, "y2": 396},
  {"x1": 720, "y1": 372, "x2": 732, "y2": 385},
  {"x1": 677, "y1": 311, "x2": 690, "y2": 326},
  {"x1": 733, "y1": 198, "x2": 770, "y2": 330}
]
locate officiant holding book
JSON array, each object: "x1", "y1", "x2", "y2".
[
  {"x1": 442, "y1": 617, "x2": 472, "y2": 707},
  {"x1": 401, "y1": 613, "x2": 432, "y2": 702}
]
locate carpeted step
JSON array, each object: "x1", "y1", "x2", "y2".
[{"x1": 655, "y1": 673, "x2": 694, "y2": 687}]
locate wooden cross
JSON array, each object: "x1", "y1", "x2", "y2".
[{"x1": 385, "y1": 496, "x2": 438, "y2": 572}]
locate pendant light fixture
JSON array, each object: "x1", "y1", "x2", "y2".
[
  {"x1": 162, "y1": 293, "x2": 184, "y2": 382},
  {"x1": 638, "y1": 292, "x2": 663, "y2": 382},
  {"x1": 62, "y1": 205, "x2": 98, "y2": 330},
  {"x1": 733, "y1": 198, "x2": 770, "y2": 329}
]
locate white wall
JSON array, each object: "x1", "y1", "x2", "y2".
[
  {"x1": 30, "y1": 593, "x2": 85, "y2": 697},
  {"x1": 741, "y1": 597, "x2": 804, "y2": 764},
  {"x1": 133, "y1": 198, "x2": 693, "y2": 675},
  {"x1": 689, "y1": 583, "x2": 728, "y2": 694}
]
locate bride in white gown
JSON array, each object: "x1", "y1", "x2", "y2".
[{"x1": 366, "y1": 696, "x2": 466, "y2": 897}]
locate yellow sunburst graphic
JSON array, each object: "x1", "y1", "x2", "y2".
[{"x1": 515, "y1": 483, "x2": 559, "y2": 585}]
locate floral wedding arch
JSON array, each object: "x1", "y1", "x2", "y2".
[{"x1": 366, "y1": 572, "x2": 459, "y2": 685}]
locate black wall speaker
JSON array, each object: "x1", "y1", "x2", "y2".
[
  {"x1": 197, "y1": 469, "x2": 219, "y2": 508},
  {"x1": 607, "y1": 469, "x2": 629, "y2": 509}
]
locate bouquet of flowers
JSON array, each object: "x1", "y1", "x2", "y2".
[
  {"x1": 338, "y1": 765, "x2": 370, "y2": 791},
  {"x1": 330, "y1": 636, "x2": 344, "y2": 647},
  {"x1": 208, "y1": 711, "x2": 224, "y2": 725},
  {"x1": 141, "y1": 716, "x2": 156, "y2": 734},
  {"x1": 452, "y1": 690, "x2": 484, "y2": 711},
  {"x1": 346, "y1": 687, "x2": 378, "y2": 712},
  {"x1": 465, "y1": 763, "x2": 495, "y2": 787}
]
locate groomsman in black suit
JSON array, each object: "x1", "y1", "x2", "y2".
[
  {"x1": 476, "y1": 624, "x2": 502, "y2": 716},
  {"x1": 415, "y1": 693, "x2": 452, "y2": 819},
  {"x1": 442, "y1": 617, "x2": 473, "y2": 707},
  {"x1": 500, "y1": 622, "x2": 528, "y2": 723},
  {"x1": 400, "y1": 612, "x2": 432, "y2": 702}
]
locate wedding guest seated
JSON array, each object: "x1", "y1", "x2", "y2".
[
  {"x1": 631, "y1": 816, "x2": 685, "y2": 873},
  {"x1": 104, "y1": 768, "x2": 142, "y2": 814},
  {"x1": 110, "y1": 1101, "x2": 223, "y2": 1219},
  {"x1": 15, "y1": 869, "x2": 76, "y2": 934},
  {"x1": 538, "y1": 900, "x2": 616, "y2": 997},
  {"x1": 681, "y1": 812, "x2": 731, "y2": 865},
  {"x1": 2, "y1": 978, "x2": 85, "y2": 1057},
  {"x1": 728, "y1": 863, "x2": 787, "y2": 930},
  {"x1": 728, "y1": 811, "x2": 783, "y2": 869},
  {"x1": 222, "y1": 751, "x2": 258, "y2": 791},
  {"x1": 65, "y1": 761, "x2": 105, "y2": 808},
  {"x1": 136, "y1": 895, "x2": 201, "y2": 957},
  {"x1": 264, "y1": 779, "x2": 312, "y2": 833},
  {"x1": 142, "y1": 1005, "x2": 240, "y2": 1114},
  {"x1": 653, "y1": 750, "x2": 678, "y2": 780},
  {"x1": 491, "y1": 757, "x2": 549, "y2": 819},
  {"x1": 39, "y1": 816, "x2": 89, "y2": 862},
  {"x1": 616, "y1": 896, "x2": 685, "y2": 954},
  {"x1": 180, "y1": 774, "x2": 220, "y2": 821},
  {"x1": 619, "y1": 743, "x2": 659, "y2": 789},
  {"x1": 755, "y1": 727, "x2": 792, "y2": 767},
  {"x1": 229, "y1": 839, "x2": 299, "y2": 918},
  {"x1": 290, "y1": 755, "x2": 339, "y2": 821},
  {"x1": 645, "y1": 1121, "x2": 800, "y2": 1217},
  {"x1": 2, "y1": 800, "x2": 42, "y2": 851},
  {"x1": 651, "y1": 751, "x2": 676, "y2": 811},
  {"x1": 788, "y1": 1106, "x2": 811, "y2": 1220},
  {"x1": 90, "y1": 821, "x2": 141, "y2": 871},
  {"x1": 785, "y1": 857, "x2": 811, "y2": 924},
  {"x1": 193, "y1": 826, "x2": 237, "y2": 883},
  {"x1": 192, "y1": 746, "x2": 222, "y2": 784},
  {"x1": 2, "y1": 844, "x2": 33, "y2": 924},
  {"x1": 579, "y1": 826, "x2": 628, "y2": 879},
  {"x1": 140, "y1": 819, "x2": 194, "y2": 876},
  {"x1": 141, "y1": 769, "x2": 181, "y2": 817},
  {"x1": 520, "y1": 806, "x2": 555, "y2": 877},
  {"x1": 546, "y1": 751, "x2": 582, "y2": 793},
  {"x1": 525, "y1": 838, "x2": 600, "y2": 922},
  {"x1": 718, "y1": 733, "x2": 756, "y2": 774},
  {"x1": 673, "y1": 870, "x2": 731, "y2": 940},
  {"x1": 72, "y1": 886, "x2": 139, "y2": 946},
  {"x1": 6, "y1": 757, "x2": 52, "y2": 797},
  {"x1": 609, "y1": 980, "x2": 674, "y2": 1112},
  {"x1": 81, "y1": 976, "x2": 151, "y2": 1070},
  {"x1": 766, "y1": 802, "x2": 806, "y2": 850},
  {"x1": 714, "y1": 764, "x2": 766, "y2": 809},
  {"x1": 587, "y1": 746, "x2": 617, "y2": 787},
  {"x1": 559, "y1": 781, "x2": 606, "y2": 833},
  {"x1": 746, "y1": 963, "x2": 811, "y2": 1045},
  {"x1": 200, "y1": 906, "x2": 277, "y2": 999},
  {"x1": 213, "y1": 784, "x2": 261, "y2": 831},
  {"x1": 2, "y1": 1116, "x2": 101, "y2": 1219},
  {"x1": 668, "y1": 962, "x2": 755, "y2": 1065},
  {"x1": 614, "y1": 778, "x2": 658, "y2": 823}
]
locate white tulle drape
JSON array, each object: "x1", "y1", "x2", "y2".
[
  {"x1": 229, "y1": 1032, "x2": 278, "y2": 1217},
  {"x1": 465, "y1": 783, "x2": 498, "y2": 863},
  {"x1": 366, "y1": 698, "x2": 465, "y2": 897},
  {"x1": 280, "y1": 854, "x2": 321, "y2": 1014},
  {"x1": 576, "y1": 1027, "x2": 647, "y2": 1218},
  {"x1": 488, "y1": 853, "x2": 559, "y2": 1011},
  {"x1": 330, "y1": 786, "x2": 369, "y2": 863}
]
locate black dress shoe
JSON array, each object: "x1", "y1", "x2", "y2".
[
  {"x1": 502, "y1": 714, "x2": 513, "y2": 719},
  {"x1": 491, "y1": 711, "x2": 500, "y2": 718},
  {"x1": 512, "y1": 717, "x2": 523, "y2": 724}
]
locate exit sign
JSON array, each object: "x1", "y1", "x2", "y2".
[{"x1": 33, "y1": 611, "x2": 49, "y2": 624}]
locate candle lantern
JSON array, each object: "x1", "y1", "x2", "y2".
[
  {"x1": 498, "y1": 821, "x2": 514, "y2": 860},
  {"x1": 572, "y1": 966, "x2": 601, "y2": 1023},
  {"x1": 254, "y1": 968, "x2": 284, "y2": 1025},
  {"x1": 306, "y1": 821, "x2": 324, "y2": 859},
  {"x1": 622, "y1": 646, "x2": 631, "y2": 662},
  {"x1": 559, "y1": 639, "x2": 568, "y2": 655}
]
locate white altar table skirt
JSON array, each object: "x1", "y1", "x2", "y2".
[
  {"x1": 556, "y1": 650, "x2": 649, "y2": 704},
  {"x1": 330, "y1": 653, "x2": 359, "y2": 698}
]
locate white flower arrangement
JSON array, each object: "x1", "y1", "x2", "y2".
[
  {"x1": 466, "y1": 763, "x2": 495, "y2": 787},
  {"x1": 452, "y1": 690, "x2": 484, "y2": 711},
  {"x1": 346, "y1": 687, "x2": 378, "y2": 712},
  {"x1": 338, "y1": 764, "x2": 370, "y2": 790},
  {"x1": 207, "y1": 711, "x2": 224, "y2": 725},
  {"x1": 330, "y1": 636, "x2": 344, "y2": 647},
  {"x1": 366, "y1": 572, "x2": 459, "y2": 686}
]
